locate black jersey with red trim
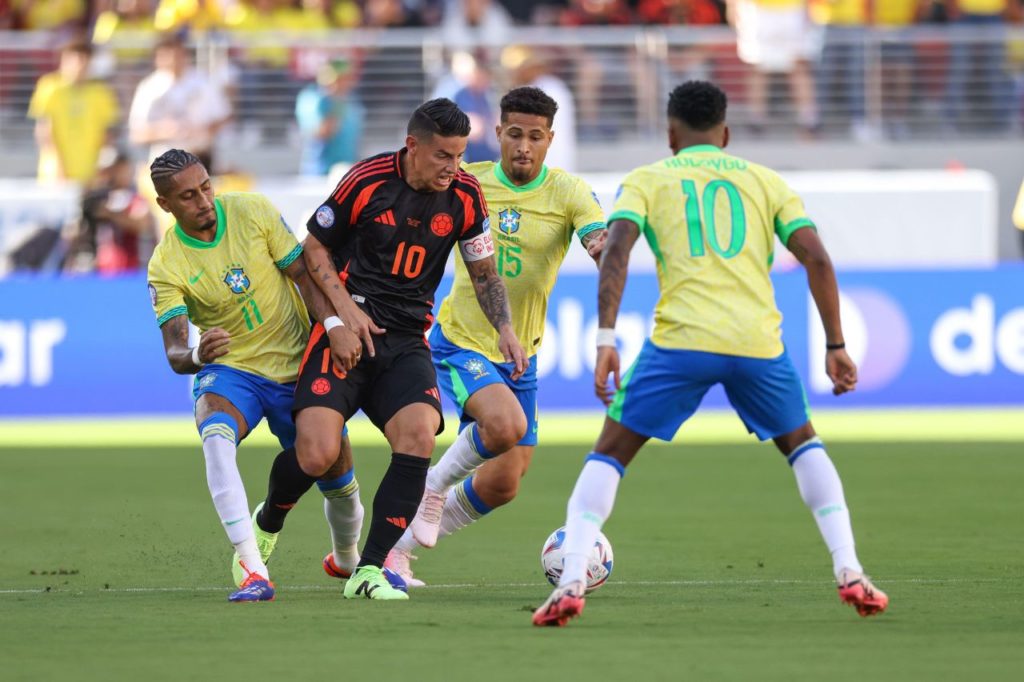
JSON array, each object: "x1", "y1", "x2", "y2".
[{"x1": 306, "y1": 149, "x2": 490, "y2": 333}]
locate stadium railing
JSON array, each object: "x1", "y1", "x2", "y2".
[{"x1": 0, "y1": 24, "x2": 1022, "y2": 151}]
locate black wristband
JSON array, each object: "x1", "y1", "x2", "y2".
[{"x1": 826, "y1": 342, "x2": 846, "y2": 350}]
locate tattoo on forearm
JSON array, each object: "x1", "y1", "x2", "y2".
[
  {"x1": 598, "y1": 249, "x2": 629, "y2": 329},
  {"x1": 161, "y1": 315, "x2": 193, "y2": 374},
  {"x1": 169, "y1": 316, "x2": 189, "y2": 346},
  {"x1": 474, "y1": 273, "x2": 512, "y2": 330}
]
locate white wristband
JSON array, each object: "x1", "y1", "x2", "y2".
[
  {"x1": 596, "y1": 328, "x2": 617, "y2": 348},
  {"x1": 323, "y1": 315, "x2": 345, "y2": 333},
  {"x1": 191, "y1": 345, "x2": 205, "y2": 367}
]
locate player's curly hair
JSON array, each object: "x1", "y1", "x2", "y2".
[
  {"x1": 667, "y1": 81, "x2": 727, "y2": 131},
  {"x1": 408, "y1": 98, "x2": 471, "y2": 139},
  {"x1": 500, "y1": 87, "x2": 558, "y2": 127},
  {"x1": 150, "y1": 148, "x2": 203, "y2": 196}
]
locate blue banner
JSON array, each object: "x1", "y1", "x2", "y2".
[{"x1": 1, "y1": 267, "x2": 1022, "y2": 417}]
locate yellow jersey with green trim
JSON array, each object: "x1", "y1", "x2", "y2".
[
  {"x1": 147, "y1": 192, "x2": 309, "y2": 384},
  {"x1": 437, "y1": 162, "x2": 606, "y2": 362},
  {"x1": 609, "y1": 144, "x2": 814, "y2": 359}
]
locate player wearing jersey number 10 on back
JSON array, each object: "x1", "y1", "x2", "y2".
[
  {"x1": 533, "y1": 81, "x2": 888, "y2": 627},
  {"x1": 270, "y1": 98, "x2": 527, "y2": 601},
  {"x1": 386, "y1": 87, "x2": 608, "y2": 586}
]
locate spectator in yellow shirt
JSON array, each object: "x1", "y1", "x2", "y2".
[
  {"x1": 154, "y1": 0, "x2": 225, "y2": 34},
  {"x1": 290, "y1": 0, "x2": 362, "y2": 30},
  {"x1": 93, "y1": 0, "x2": 159, "y2": 66},
  {"x1": 13, "y1": 0, "x2": 86, "y2": 33},
  {"x1": 28, "y1": 39, "x2": 120, "y2": 185}
]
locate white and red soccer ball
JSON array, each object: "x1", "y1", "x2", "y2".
[{"x1": 540, "y1": 526, "x2": 614, "y2": 593}]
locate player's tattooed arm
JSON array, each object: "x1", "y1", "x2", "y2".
[
  {"x1": 465, "y1": 256, "x2": 528, "y2": 378},
  {"x1": 597, "y1": 219, "x2": 640, "y2": 329},
  {"x1": 303, "y1": 236, "x2": 385, "y2": 357},
  {"x1": 284, "y1": 255, "x2": 336, "y2": 325},
  {"x1": 160, "y1": 315, "x2": 230, "y2": 374},
  {"x1": 466, "y1": 256, "x2": 512, "y2": 331},
  {"x1": 303, "y1": 236, "x2": 351, "y2": 314}
]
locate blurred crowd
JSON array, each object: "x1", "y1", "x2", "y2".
[
  {"x1": 1, "y1": 2, "x2": 1021, "y2": 37},
  {"x1": 3, "y1": 0, "x2": 1024, "y2": 275}
]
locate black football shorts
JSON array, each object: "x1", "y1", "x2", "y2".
[{"x1": 294, "y1": 324, "x2": 444, "y2": 433}]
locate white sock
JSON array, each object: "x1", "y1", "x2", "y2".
[
  {"x1": 393, "y1": 478, "x2": 489, "y2": 553},
  {"x1": 789, "y1": 439, "x2": 863, "y2": 578},
  {"x1": 440, "y1": 479, "x2": 488, "y2": 536},
  {"x1": 393, "y1": 527, "x2": 419, "y2": 554},
  {"x1": 318, "y1": 478, "x2": 364, "y2": 571},
  {"x1": 560, "y1": 455, "x2": 624, "y2": 587},
  {"x1": 202, "y1": 432, "x2": 267, "y2": 577},
  {"x1": 425, "y1": 425, "x2": 488, "y2": 493}
]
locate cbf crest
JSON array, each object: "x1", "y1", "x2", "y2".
[
  {"x1": 223, "y1": 267, "x2": 250, "y2": 294},
  {"x1": 464, "y1": 358, "x2": 490, "y2": 380},
  {"x1": 498, "y1": 208, "x2": 521, "y2": 235}
]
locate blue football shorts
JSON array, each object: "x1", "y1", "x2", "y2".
[
  {"x1": 429, "y1": 324, "x2": 539, "y2": 447},
  {"x1": 192, "y1": 364, "x2": 298, "y2": 449},
  {"x1": 607, "y1": 339, "x2": 811, "y2": 442}
]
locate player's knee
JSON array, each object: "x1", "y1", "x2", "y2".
[
  {"x1": 392, "y1": 427, "x2": 436, "y2": 458},
  {"x1": 479, "y1": 412, "x2": 527, "y2": 454},
  {"x1": 295, "y1": 434, "x2": 340, "y2": 477}
]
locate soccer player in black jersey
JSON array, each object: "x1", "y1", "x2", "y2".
[{"x1": 259, "y1": 98, "x2": 528, "y2": 600}]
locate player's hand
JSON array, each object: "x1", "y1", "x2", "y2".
[
  {"x1": 594, "y1": 345, "x2": 621, "y2": 406},
  {"x1": 198, "y1": 327, "x2": 231, "y2": 364},
  {"x1": 498, "y1": 325, "x2": 528, "y2": 381},
  {"x1": 826, "y1": 347, "x2": 858, "y2": 396},
  {"x1": 328, "y1": 326, "x2": 363, "y2": 372},
  {"x1": 337, "y1": 296, "x2": 386, "y2": 358},
  {"x1": 584, "y1": 230, "x2": 608, "y2": 263}
]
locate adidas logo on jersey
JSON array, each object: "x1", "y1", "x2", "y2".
[{"x1": 373, "y1": 210, "x2": 396, "y2": 226}]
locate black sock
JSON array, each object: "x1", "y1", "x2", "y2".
[
  {"x1": 358, "y1": 453, "x2": 430, "y2": 568},
  {"x1": 256, "y1": 447, "x2": 318, "y2": 533}
]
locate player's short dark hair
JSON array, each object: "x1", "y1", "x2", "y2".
[
  {"x1": 667, "y1": 81, "x2": 727, "y2": 131},
  {"x1": 407, "y1": 98, "x2": 471, "y2": 139},
  {"x1": 500, "y1": 87, "x2": 558, "y2": 127},
  {"x1": 150, "y1": 149, "x2": 204, "y2": 196}
]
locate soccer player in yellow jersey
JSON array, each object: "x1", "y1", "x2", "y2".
[
  {"x1": 147, "y1": 149, "x2": 367, "y2": 602},
  {"x1": 533, "y1": 81, "x2": 888, "y2": 627},
  {"x1": 385, "y1": 87, "x2": 607, "y2": 585}
]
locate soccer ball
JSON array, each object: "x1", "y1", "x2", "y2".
[{"x1": 540, "y1": 526, "x2": 614, "y2": 593}]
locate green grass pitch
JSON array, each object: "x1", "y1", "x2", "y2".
[{"x1": 2, "y1": 439, "x2": 1022, "y2": 681}]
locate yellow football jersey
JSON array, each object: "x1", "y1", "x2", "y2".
[
  {"x1": 437, "y1": 162, "x2": 606, "y2": 362},
  {"x1": 28, "y1": 73, "x2": 120, "y2": 184},
  {"x1": 147, "y1": 192, "x2": 309, "y2": 384},
  {"x1": 609, "y1": 144, "x2": 814, "y2": 359}
]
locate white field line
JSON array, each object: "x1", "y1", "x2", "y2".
[{"x1": 0, "y1": 577, "x2": 1009, "y2": 596}]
